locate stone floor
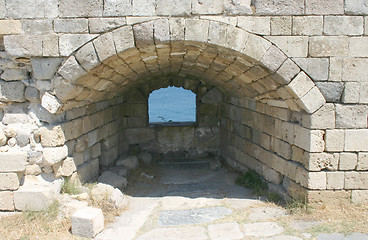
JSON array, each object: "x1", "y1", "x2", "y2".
[{"x1": 95, "y1": 162, "x2": 368, "y2": 240}]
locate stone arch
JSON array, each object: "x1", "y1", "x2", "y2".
[
  {"x1": 42, "y1": 18, "x2": 325, "y2": 115},
  {"x1": 39, "y1": 18, "x2": 328, "y2": 201}
]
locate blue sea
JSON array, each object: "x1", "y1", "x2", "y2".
[{"x1": 149, "y1": 87, "x2": 196, "y2": 122}]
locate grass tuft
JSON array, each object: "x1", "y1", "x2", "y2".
[
  {"x1": 61, "y1": 177, "x2": 81, "y2": 195},
  {"x1": 236, "y1": 169, "x2": 268, "y2": 195}
]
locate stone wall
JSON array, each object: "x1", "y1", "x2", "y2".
[{"x1": 0, "y1": 0, "x2": 368, "y2": 209}]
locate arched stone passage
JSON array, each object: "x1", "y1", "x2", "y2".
[{"x1": 39, "y1": 18, "x2": 327, "y2": 201}]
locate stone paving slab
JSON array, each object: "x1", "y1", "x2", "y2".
[
  {"x1": 208, "y1": 223, "x2": 244, "y2": 240},
  {"x1": 158, "y1": 206, "x2": 232, "y2": 226},
  {"x1": 318, "y1": 233, "x2": 368, "y2": 240},
  {"x1": 248, "y1": 207, "x2": 287, "y2": 221},
  {"x1": 260, "y1": 235, "x2": 303, "y2": 240},
  {"x1": 160, "y1": 196, "x2": 222, "y2": 210},
  {"x1": 136, "y1": 227, "x2": 208, "y2": 240},
  {"x1": 243, "y1": 221, "x2": 285, "y2": 237}
]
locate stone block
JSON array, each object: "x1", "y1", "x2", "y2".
[
  {"x1": 132, "y1": 0, "x2": 156, "y2": 16},
  {"x1": 274, "y1": 59, "x2": 300, "y2": 85},
  {"x1": 59, "y1": 34, "x2": 98, "y2": 57},
  {"x1": 345, "y1": 172, "x2": 368, "y2": 189},
  {"x1": 14, "y1": 175, "x2": 62, "y2": 211},
  {"x1": 6, "y1": 0, "x2": 45, "y2": 18},
  {"x1": 89, "y1": 17, "x2": 126, "y2": 34},
  {"x1": 124, "y1": 128, "x2": 154, "y2": 144},
  {"x1": 345, "y1": 0, "x2": 368, "y2": 15},
  {"x1": 41, "y1": 92, "x2": 63, "y2": 114},
  {"x1": 116, "y1": 155, "x2": 139, "y2": 170},
  {"x1": 55, "y1": 157, "x2": 77, "y2": 177},
  {"x1": 305, "y1": 0, "x2": 344, "y2": 14},
  {"x1": 342, "y1": 82, "x2": 359, "y2": 103},
  {"x1": 42, "y1": 146, "x2": 68, "y2": 166},
  {"x1": 156, "y1": 0, "x2": 191, "y2": 16},
  {"x1": 266, "y1": 36, "x2": 308, "y2": 58},
  {"x1": 58, "y1": 56, "x2": 87, "y2": 83},
  {"x1": 0, "y1": 152, "x2": 27, "y2": 172},
  {"x1": 53, "y1": 76, "x2": 84, "y2": 102},
  {"x1": 254, "y1": 0, "x2": 304, "y2": 15},
  {"x1": 293, "y1": 58, "x2": 329, "y2": 81},
  {"x1": 4, "y1": 35, "x2": 43, "y2": 56},
  {"x1": 352, "y1": 190, "x2": 368, "y2": 203},
  {"x1": 307, "y1": 172, "x2": 327, "y2": 190},
  {"x1": 297, "y1": 86, "x2": 326, "y2": 114},
  {"x1": 59, "y1": 0, "x2": 103, "y2": 17},
  {"x1": 185, "y1": 19, "x2": 209, "y2": 43},
  {"x1": 93, "y1": 32, "x2": 116, "y2": 62},
  {"x1": 287, "y1": 72, "x2": 314, "y2": 99},
  {"x1": 22, "y1": 19, "x2": 53, "y2": 35},
  {"x1": 326, "y1": 172, "x2": 345, "y2": 190},
  {"x1": 191, "y1": 0, "x2": 224, "y2": 14},
  {"x1": 40, "y1": 125, "x2": 66, "y2": 147},
  {"x1": 307, "y1": 190, "x2": 351, "y2": 205},
  {"x1": 25, "y1": 87, "x2": 40, "y2": 103},
  {"x1": 77, "y1": 158, "x2": 99, "y2": 182},
  {"x1": 98, "y1": 171, "x2": 127, "y2": 189},
  {"x1": 100, "y1": 147, "x2": 118, "y2": 167},
  {"x1": 292, "y1": 16, "x2": 323, "y2": 36},
  {"x1": 302, "y1": 103, "x2": 335, "y2": 130},
  {"x1": 309, "y1": 36, "x2": 349, "y2": 57},
  {"x1": 339, "y1": 153, "x2": 357, "y2": 170},
  {"x1": 0, "y1": 20, "x2": 22, "y2": 34},
  {"x1": 72, "y1": 207, "x2": 104, "y2": 238},
  {"x1": 271, "y1": 16, "x2": 291, "y2": 35},
  {"x1": 0, "y1": 191, "x2": 14, "y2": 211},
  {"x1": 0, "y1": 80, "x2": 25, "y2": 102},
  {"x1": 336, "y1": 104, "x2": 368, "y2": 128},
  {"x1": 260, "y1": 45, "x2": 287, "y2": 72},
  {"x1": 308, "y1": 153, "x2": 339, "y2": 171},
  {"x1": 42, "y1": 34, "x2": 59, "y2": 57},
  {"x1": 75, "y1": 43, "x2": 100, "y2": 72},
  {"x1": 237, "y1": 16, "x2": 270, "y2": 35},
  {"x1": 349, "y1": 37, "x2": 368, "y2": 58},
  {"x1": 25, "y1": 164, "x2": 42, "y2": 176},
  {"x1": 103, "y1": 0, "x2": 131, "y2": 16},
  {"x1": 0, "y1": 173, "x2": 20, "y2": 190},
  {"x1": 357, "y1": 153, "x2": 368, "y2": 170},
  {"x1": 324, "y1": 16, "x2": 363, "y2": 36},
  {"x1": 293, "y1": 125, "x2": 325, "y2": 152},
  {"x1": 153, "y1": 18, "x2": 170, "y2": 43},
  {"x1": 325, "y1": 130, "x2": 345, "y2": 152},
  {"x1": 345, "y1": 129, "x2": 368, "y2": 151},
  {"x1": 0, "y1": 0, "x2": 5, "y2": 18},
  {"x1": 315, "y1": 82, "x2": 344, "y2": 102},
  {"x1": 343, "y1": 58, "x2": 368, "y2": 82},
  {"x1": 360, "y1": 82, "x2": 368, "y2": 104},
  {"x1": 1, "y1": 68, "x2": 29, "y2": 81},
  {"x1": 54, "y1": 19, "x2": 88, "y2": 33}
]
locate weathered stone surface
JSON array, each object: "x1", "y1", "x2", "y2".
[
  {"x1": 91, "y1": 183, "x2": 125, "y2": 208},
  {"x1": 89, "y1": 17, "x2": 127, "y2": 33},
  {"x1": 293, "y1": 126, "x2": 325, "y2": 152},
  {"x1": 25, "y1": 164, "x2": 42, "y2": 175},
  {"x1": 132, "y1": 0, "x2": 156, "y2": 16},
  {"x1": 293, "y1": 58, "x2": 329, "y2": 81},
  {"x1": 302, "y1": 103, "x2": 335, "y2": 130},
  {"x1": 298, "y1": 86, "x2": 326, "y2": 114},
  {"x1": 54, "y1": 19, "x2": 89, "y2": 33},
  {"x1": 77, "y1": 158, "x2": 99, "y2": 182},
  {"x1": 0, "y1": 173, "x2": 20, "y2": 190},
  {"x1": 243, "y1": 222, "x2": 284, "y2": 237},
  {"x1": 254, "y1": 0, "x2": 304, "y2": 15},
  {"x1": 0, "y1": 68, "x2": 29, "y2": 81},
  {"x1": 138, "y1": 151, "x2": 152, "y2": 165},
  {"x1": 0, "y1": 130, "x2": 7, "y2": 146},
  {"x1": 267, "y1": 36, "x2": 308, "y2": 57},
  {"x1": 352, "y1": 190, "x2": 368, "y2": 203},
  {"x1": 336, "y1": 104, "x2": 368, "y2": 128},
  {"x1": 208, "y1": 223, "x2": 244, "y2": 240},
  {"x1": 137, "y1": 227, "x2": 207, "y2": 240},
  {"x1": 0, "y1": 152, "x2": 27, "y2": 172},
  {"x1": 103, "y1": 0, "x2": 131, "y2": 16},
  {"x1": 4, "y1": 35, "x2": 43, "y2": 56},
  {"x1": 54, "y1": 157, "x2": 77, "y2": 177},
  {"x1": 292, "y1": 16, "x2": 323, "y2": 36},
  {"x1": 305, "y1": 0, "x2": 344, "y2": 14},
  {"x1": 40, "y1": 125, "x2": 66, "y2": 147},
  {"x1": 248, "y1": 207, "x2": 287, "y2": 221},
  {"x1": 59, "y1": 0, "x2": 103, "y2": 17},
  {"x1": 14, "y1": 175, "x2": 63, "y2": 211},
  {"x1": 308, "y1": 153, "x2": 339, "y2": 171},
  {"x1": 59, "y1": 34, "x2": 98, "y2": 57},
  {"x1": 0, "y1": 80, "x2": 25, "y2": 102},
  {"x1": 345, "y1": 172, "x2": 368, "y2": 189},
  {"x1": 191, "y1": 0, "x2": 224, "y2": 14},
  {"x1": 72, "y1": 207, "x2": 104, "y2": 238},
  {"x1": 156, "y1": 0, "x2": 191, "y2": 16},
  {"x1": 24, "y1": 87, "x2": 40, "y2": 103},
  {"x1": 345, "y1": 0, "x2": 368, "y2": 15},
  {"x1": 41, "y1": 92, "x2": 63, "y2": 114},
  {"x1": 98, "y1": 171, "x2": 128, "y2": 189},
  {"x1": 271, "y1": 16, "x2": 291, "y2": 35},
  {"x1": 0, "y1": 191, "x2": 14, "y2": 211},
  {"x1": 237, "y1": 17, "x2": 270, "y2": 35},
  {"x1": 357, "y1": 153, "x2": 368, "y2": 170},
  {"x1": 31, "y1": 58, "x2": 63, "y2": 80},
  {"x1": 42, "y1": 146, "x2": 68, "y2": 166},
  {"x1": 309, "y1": 36, "x2": 349, "y2": 57},
  {"x1": 325, "y1": 130, "x2": 344, "y2": 152},
  {"x1": 315, "y1": 82, "x2": 343, "y2": 103},
  {"x1": 6, "y1": 0, "x2": 45, "y2": 18},
  {"x1": 324, "y1": 16, "x2": 363, "y2": 36},
  {"x1": 339, "y1": 153, "x2": 357, "y2": 170},
  {"x1": 124, "y1": 128, "x2": 154, "y2": 144},
  {"x1": 342, "y1": 58, "x2": 368, "y2": 82},
  {"x1": 342, "y1": 82, "x2": 360, "y2": 103},
  {"x1": 326, "y1": 172, "x2": 344, "y2": 190},
  {"x1": 116, "y1": 155, "x2": 139, "y2": 170}
]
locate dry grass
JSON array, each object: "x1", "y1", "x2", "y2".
[{"x1": 0, "y1": 201, "x2": 84, "y2": 240}]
